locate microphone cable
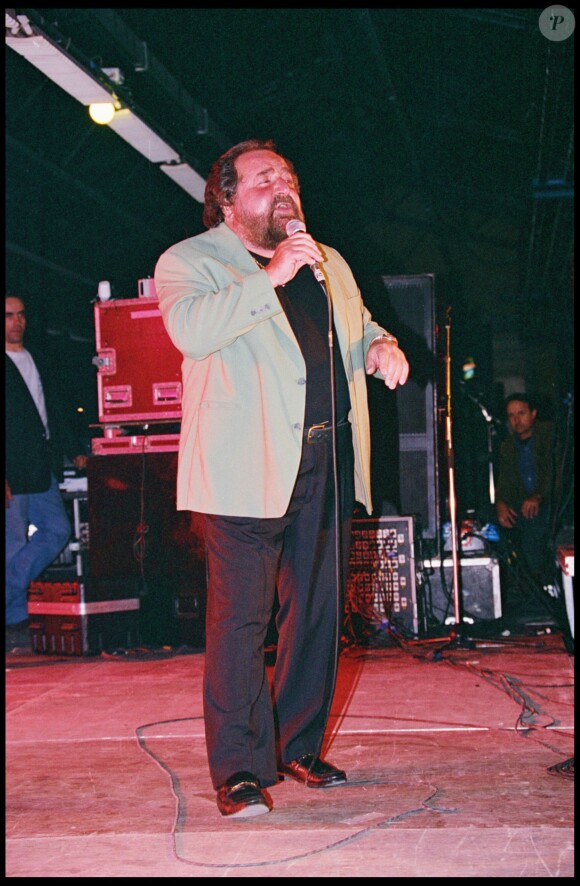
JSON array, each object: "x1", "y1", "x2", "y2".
[
  {"x1": 285, "y1": 219, "x2": 345, "y2": 779},
  {"x1": 310, "y1": 265, "x2": 344, "y2": 779}
]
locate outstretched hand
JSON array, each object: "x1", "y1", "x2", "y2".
[{"x1": 365, "y1": 341, "x2": 409, "y2": 390}]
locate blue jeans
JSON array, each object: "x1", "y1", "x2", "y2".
[{"x1": 5, "y1": 475, "x2": 71, "y2": 626}]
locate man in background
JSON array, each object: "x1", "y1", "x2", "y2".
[
  {"x1": 495, "y1": 392, "x2": 554, "y2": 589},
  {"x1": 5, "y1": 295, "x2": 87, "y2": 653}
]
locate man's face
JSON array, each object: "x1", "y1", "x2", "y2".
[
  {"x1": 506, "y1": 399, "x2": 537, "y2": 440},
  {"x1": 5, "y1": 297, "x2": 26, "y2": 348},
  {"x1": 223, "y1": 149, "x2": 304, "y2": 250}
]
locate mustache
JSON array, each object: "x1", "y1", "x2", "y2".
[{"x1": 272, "y1": 196, "x2": 298, "y2": 210}]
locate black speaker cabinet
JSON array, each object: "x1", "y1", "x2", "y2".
[
  {"x1": 381, "y1": 275, "x2": 439, "y2": 548},
  {"x1": 87, "y1": 451, "x2": 206, "y2": 648}
]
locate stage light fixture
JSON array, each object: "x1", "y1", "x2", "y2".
[
  {"x1": 89, "y1": 102, "x2": 116, "y2": 125},
  {"x1": 6, "y1": 28, "x2": 207, "y2": 202},
  {"x1": 6, "y1": 32, "x2": 115, "y2": 104},
  {"x1": 107, "y1": 108, "x2": 181, "y2": 163}
]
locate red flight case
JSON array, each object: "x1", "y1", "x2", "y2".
[{"x1": 93, "y1": 297, "x2": 183, "y2": 424}]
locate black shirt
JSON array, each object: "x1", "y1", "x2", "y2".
[{"x1": 251, "y1": 255, "x2": 351, "y2": 427}]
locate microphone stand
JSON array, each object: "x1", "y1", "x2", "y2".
[
  {"x1": 436, "y1": 308, "x2": 474, "y2": 652},
  {"x1": 481, "y1": 404, "x2": 497, "y2": 510},
  {"x1": 459, "y1": 383, "x2": 500, "y2": 512}
]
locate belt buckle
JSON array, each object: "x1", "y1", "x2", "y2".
[{"x1": 307, "y1": 422, "x2": 329, "y2": 443}]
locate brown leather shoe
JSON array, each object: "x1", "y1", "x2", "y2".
[
  {"x1": 278, "y1": 754, "x2": 347, "y2": 788},
  {"x1": 216, "y1": 771, "x2": 272, "y2": 818}
]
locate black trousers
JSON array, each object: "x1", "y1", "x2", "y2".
[
  {"x1": 201, "y1": 424, "x2": 355, "y2": 789},
  {"x1": 504, "y1": 502, "x2": 551, "y2": 582}
]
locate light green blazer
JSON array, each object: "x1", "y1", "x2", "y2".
[{"x1": 154, "y1": 223, "x2": 390, "y2": 518}]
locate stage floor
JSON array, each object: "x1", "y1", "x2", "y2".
[{"x1": 6, "y1": 629, "x2": 574, "y2": 878}]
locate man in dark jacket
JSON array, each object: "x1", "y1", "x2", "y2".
[
  {"x1": 5, "y1": 295, "x2": 87, "y2": 651},
  {"x1": 495, "y1": 393, "x2": 554, "y2": 584}
]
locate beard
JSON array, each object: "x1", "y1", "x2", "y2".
[{"x1": 238, "y1": 198, "x2": 305, "y2": 250}]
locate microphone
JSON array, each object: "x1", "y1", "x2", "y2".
[
  {"x1": 285, "y1": 218, "x2": 326, "y2": 285},
  {"x1": 458, "y1": 381, "x2": 501, "y2": 426}
]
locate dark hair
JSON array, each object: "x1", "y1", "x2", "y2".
[
  {"x1": 504, "y1": 392, "x2": 536, "y2": 411},
  {"x1": 202, "y1": 138, "x2": 299, "y2": 228}
]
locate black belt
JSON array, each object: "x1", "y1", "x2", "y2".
[{"x1": 304, "y1": 419, "x2": 350, "y2": 443}]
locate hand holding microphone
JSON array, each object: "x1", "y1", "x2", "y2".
[
  {"x1": 263, "y1": 218, "x2": 325, "y2": 288},
  {"x1": 285, "y1": 219, "x2": 327, "y2": 284}
]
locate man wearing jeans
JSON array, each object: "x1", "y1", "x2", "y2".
[{"x1": 5, "y1": 295, "x2": 86, "y2": 652}]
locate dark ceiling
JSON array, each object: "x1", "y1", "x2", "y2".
[{"x1": 5, "y1": 8, "x2": 575, "y2": 424}]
